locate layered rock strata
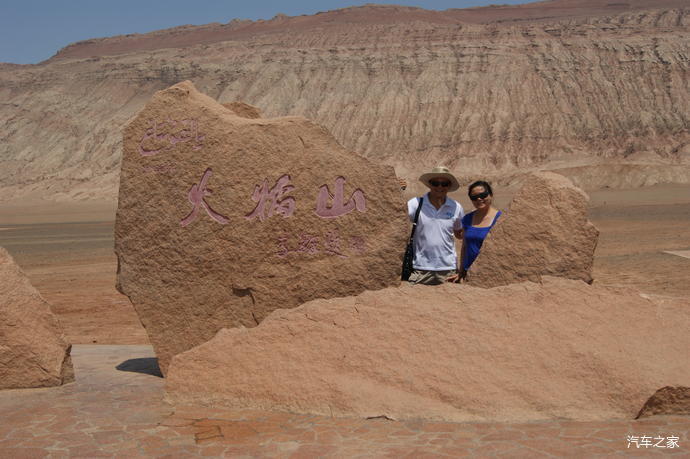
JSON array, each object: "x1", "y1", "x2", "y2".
[
  {"x1": 1, "y1": 1, "x2": 689, "y2": 202},
  {"x1": 115, "y1": 81, "x2": 407, "y2": 374},
  {"x1": 0, "y1": 247, "x2": 74, "y2": 389},
  {"x1": 466, "y1": 171, "x2": 599, "y2": 288},
  {"x1": 165, "y1": 277, "x2": 690, "y2": 423}
]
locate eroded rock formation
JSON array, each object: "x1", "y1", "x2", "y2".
[
  {"x1": 0, "y1": 247, "x2": 74, "y2": 389},
  {"x1": 637, "y1": 386, "x2": 690, "y2": 418},
  {"x1": 1, "y1": 1, "x2": 689, "y2": 202},
  {"x1": 165, "y1": 277, "x2": 690, "y2": 423},
  {"x1": 466, "y1": 171, "x2": 599, "y2": 287},
  {"x1": 115, "y1": 81, "x2": 407, "y2": 374}
]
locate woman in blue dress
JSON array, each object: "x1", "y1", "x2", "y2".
[{"x1": 458, "y1": 181, "x2": 502, "y2": 280}]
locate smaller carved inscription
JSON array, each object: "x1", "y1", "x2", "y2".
[
  {"x1": 138, "y1": 118, "x2": 205, "y2": 157},
  {"x1": 276, "y1": 229, "x2": 367, "y2": 258},
  {"x1": 296, "y1": 233, "x2": 320, "y2": 254},
  {"x1": 323, "y1": 230, "x2": 346, "y2": 257},
  {"x1": 349, "y1": 236, "x2": 367, "y2": 255},
  {"x1": 142, "y1": 163, "x2": 177, "y2": 175}
]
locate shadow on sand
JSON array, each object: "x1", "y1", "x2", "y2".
[{"x1": 116, "y1": 358, "x2": 163, "y2": 378}]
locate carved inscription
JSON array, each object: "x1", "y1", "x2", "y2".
[
  {"x1": 323, "y1": 230, "x2": 346, "y2": 257},
  {"x1": 349, "y1": 236, "x2": 367, "y2": 255},
  {"x1": 296, "y1": 233, "x2": 320, "y2": 254},
  {"x1": 142, "y1": 163, "x2": 177, "y2": 175},
  {"x1": 276, "y1": 230, "x2": 367, "y2": 258},
  {"x1": 245, "y1": 175, "x2": 296, "y2": 222},
  {"x1": 138, "y1": 119, "x2": 204, "y2": 156},
  {"x1": 315, "y1": 176, "x2": 366, "y2": 218},
  {"x1": 180, "y1": 168, "x2": 229, "y2": 227}
]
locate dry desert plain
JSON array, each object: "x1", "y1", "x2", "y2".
[
  {"x1": 0, "y1": 183, "x2": 688, "y2": 346},
  {"x1": 0, "y1": 183, "x2": 689, "y2": 457}
]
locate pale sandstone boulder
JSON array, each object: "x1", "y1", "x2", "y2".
[
  {"x1": 166, "y1": 277, "x2": 690, "y2": 423},
  {"x1": 0, "y1": 247, "x2": 74, "y2": 389},
  {"x1": 467, "y1": 172, "x2": 598, "y2": 288},
  {"x1": 115, "y1": 81, "x2": 408, "y2": 375}
]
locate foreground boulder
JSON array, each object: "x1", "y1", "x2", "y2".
[
  {"x1": 115, "y1": 81, "x2": 407, "y2": 374},
  {"x1": 467, "y1": 172, "x2": 598, "y2": 288},
  {"x1": 166, "y1": 278, "x2": 689, "y2": 423},
  {"x1": 0, "y1": 247, "x2": 74, "y2": 389}
]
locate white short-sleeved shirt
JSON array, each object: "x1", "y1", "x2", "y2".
[{"x1": 407, "y1": 193, "x2": 464, "y2": 271}]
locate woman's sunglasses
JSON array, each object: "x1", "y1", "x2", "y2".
[
  {"x1": 470, "y1": 191, "x2": 490, "y2": 200},
  {"x1": 429, "y1": 180, "x2": 451, "y2": 187}
]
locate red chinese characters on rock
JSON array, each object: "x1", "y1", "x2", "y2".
[
  {"x1": 349, "y1": 236, "x2": 367, "y2": 255},
  {"x1": 323, "y1": 230, "x2": 347, "y2": 257},
  {"x1": 180, "y1": 168, "x2": 229, "y2": 227},
  {"x1": 245, "y1": 175, "x2": 296, "y2": 222},
  {"x1": 296, "y1": 233, "x2": 320, "y2": 254},
  {"x1": 315, "y1": 176, "x2": 366, "y2": 218},
  {"x1": 138, "y1": 119, "x2": 205, "y2": 156},
  {"x1": 177, "y1": 173, "x2": 369, "y2": 258}
]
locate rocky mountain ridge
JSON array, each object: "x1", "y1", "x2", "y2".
[
  {"x1": 1, "y1": 0, "x2": 688, "y2": 202},
  {"x1": 48, "y1": 0, "x2": 690, "y2": 61}
]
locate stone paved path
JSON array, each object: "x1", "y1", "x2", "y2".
[{"x1": 0, "y1": 345, "x2": 687, "y2": 457}]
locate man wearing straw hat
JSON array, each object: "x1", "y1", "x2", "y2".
[{"x1": 406, "y1": 166, "x2": 464, "y2": 285}]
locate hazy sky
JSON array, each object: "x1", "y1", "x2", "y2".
[{"x1": 1, "y1": 0, "x2": 534, "y2": 64}]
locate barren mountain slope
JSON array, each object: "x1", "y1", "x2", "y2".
[{"x1": 1, "y1": 0, "x2": 688, "y2": 202}]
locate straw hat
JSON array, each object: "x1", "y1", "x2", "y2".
[{"x1": 419, "y1": 166, "x2": 460, "y2": 192}]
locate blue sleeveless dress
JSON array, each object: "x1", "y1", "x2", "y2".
[{"x1": 461, "y1": 210, "x2": 502, "y2": 271}]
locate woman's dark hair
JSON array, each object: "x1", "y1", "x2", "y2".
[{"x1": 468, "y1": 180, "x2": 493, "y2": 197}]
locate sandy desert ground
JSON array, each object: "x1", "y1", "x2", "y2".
[{"x1": 0, "y1": 184, "x2": 688, "y2": 345}]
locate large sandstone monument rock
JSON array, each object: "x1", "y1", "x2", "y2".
[
  {"x1": 0, "y1": 247, "x2": 74, "y2": 389},
  {"x1": 115, "y1": 81, "x2": 407, "y2": 374},
  {"x1": 165, "y1": 278, "x2": 690, "y2": 423},
  {"x1": 467, "y1": 172, "x2": 599, "y2": 288},
  {"x1": 1, "y1": 1, "x2": 689, "y2": 203}
]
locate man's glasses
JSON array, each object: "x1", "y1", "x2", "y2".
[
  {"x1": 429, "y1": 180, "x2": 451, "y2": 187},
  {"x1": 470, "y1": 191, "x2": 490, "y2": 200}
]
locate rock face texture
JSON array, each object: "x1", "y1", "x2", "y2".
[
  {"x1": 1, "y1": 1, "x2": 689, "y2": 202},
  {"x1": 222, "y1": 102, "x2": 261, "y2": 119},
  {"x1": 466, "y1": 172, "x2": 598, "y2": 288},
  {"x1": 165, "y1": 277, "x2": 690, "y2": 423},
  {"x1": 115, "y1": 81, "x2": 407, "y2": 375},
  {"x1": 0, "y1": 247, "x2": 74, "y2": 389}
]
